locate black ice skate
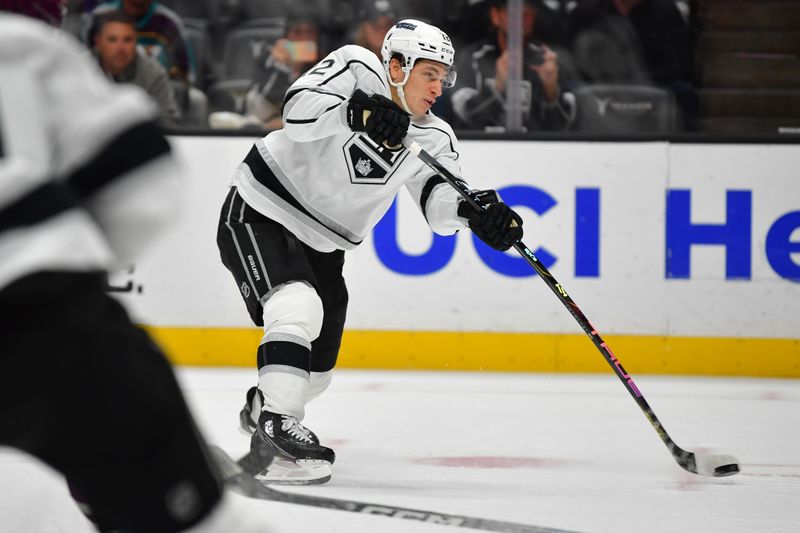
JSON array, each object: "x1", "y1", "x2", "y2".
[
  {"x1": 239, "y1": 386, "x2": 321, "y2": 444},
  {"x1": 239, "y1": 386, "x2": 263, "y2": 435},
  {"x1": 256, "y1": 409, "x2": 335, "y2": 464},
  {"x1": 243, "y1": 405, "x2": 335, "y2": 485}
]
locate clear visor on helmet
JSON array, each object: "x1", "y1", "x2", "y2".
[
  {"x1": 415, "y1": 62, "x2": 458, "y2": 88},
  {"x1": 443, "y1": 66, "x2": 457, "y2": 88}
]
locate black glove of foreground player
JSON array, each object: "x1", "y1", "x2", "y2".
[
  {"x1": 347, "y1": 89, "x2": 410, "y2": 147},
  {"x1": 457, "y1": 190, "x2": 524, "y2": 251}
]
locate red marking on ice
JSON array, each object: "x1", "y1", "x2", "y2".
[
  {"x1": 673, "y1": 475, "x2": 703, "y2": 492},
  {"x1": 327, "y1": 438, "x2": 351, "y2": 447},
  {"x1": 411, "y1": 456, "x2": 580, "y2": 469},
  {"x1": 761, "y1": 391, "x2": 784, "y2": 401}
]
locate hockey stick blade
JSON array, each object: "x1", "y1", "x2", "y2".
[
  {"x1": 688, "y1": 453, "x2": 740, "y2": 477},
  {"x1": 209, "y1": 445, "x2": 577, "y2": 533},
  {"x1": 405, "y1": 141, "x2": 740, "y2": 478}
]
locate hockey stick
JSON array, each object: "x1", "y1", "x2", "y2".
[
  {"x1": 209, "y1": 445, "x2": 576, "y2": 533},
  {"x1": 405, "y1": 141, "x2": 739, "y2": 478}
]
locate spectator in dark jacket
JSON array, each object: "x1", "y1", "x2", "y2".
[
  {"x1": 451, "y1": 0, "x2": 577, "y2": 131},
  {"x1": 569, "y1": 0, "x2": 694, "y2": 126},
  {"x1": 571, "y1": 0, "x2": 692, "y2": 85}
]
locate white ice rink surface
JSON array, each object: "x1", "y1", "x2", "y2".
[{"x1": 2, "y1": 368, "x2": 799, "y2": 533}]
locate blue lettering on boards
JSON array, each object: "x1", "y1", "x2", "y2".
[
  {"x1": 765, "y1": 211, "x2": 800, "y2": 282},
  {"x1": 665, "y1": 189, "x2": 752, "y2": 279},
  {"x1": 575, "y1": 188, "x2": 600, "y2": 277},
  {"x1": 373, "y1": 199, "x2": 456, "y2": 275}
]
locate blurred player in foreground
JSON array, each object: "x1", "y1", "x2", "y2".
[
  {"x1": 219, "y1": 18, "x2": 524, "y2": 485},
  {"x1": 0, "y1": 2, "x2": 269, "y2": 531}
]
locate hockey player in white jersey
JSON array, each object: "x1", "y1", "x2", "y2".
[
  {"x1": 0, "y1": 3, "x2": 273, "y2": 531},
  {"x1": 217, "y1": 19, "x2": 524, "y2": 485}
]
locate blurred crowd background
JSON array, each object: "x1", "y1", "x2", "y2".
[{"x1": 62, "y1": 0, "x2": 800, "y2": 136}]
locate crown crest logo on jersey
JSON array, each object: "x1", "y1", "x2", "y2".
[
  {"x1": 344, "y1": 137, "x2": 409, "y2": 185},
  {"x1": 355, "y1": 158, "x2": 374, "y2": 177}
]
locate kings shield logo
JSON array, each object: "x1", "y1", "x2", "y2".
[
  {"x1": 343, "y1": 134, "x2": 409, "y2": 185},
  {"x1": 355, "y1": 158, "x2": 373, "y2": 176}
]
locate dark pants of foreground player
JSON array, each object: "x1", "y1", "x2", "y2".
[{"x1": 0, "y1": 271, "x2": 222, "y2": 533}]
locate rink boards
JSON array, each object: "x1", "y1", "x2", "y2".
[{"x1": 113, "y1": 136, "x2": 800, "y2": 377}]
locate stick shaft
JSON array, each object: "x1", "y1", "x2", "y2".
[
  {"x1": 209, "y1": 446, "x2": 573, "y2": 533},
  {"x1": 407, "y1": 141, "x2": 694, "y2": 468}
]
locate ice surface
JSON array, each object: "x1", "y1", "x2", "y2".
[{"x1": 2, "y1": 369, "x2": 799, "y2": 533}]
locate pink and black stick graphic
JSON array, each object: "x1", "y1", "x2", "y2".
[{"x1": 406, "y1": 141, "x2": 739, "y2": 478}]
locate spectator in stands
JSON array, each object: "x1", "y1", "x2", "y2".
[
  {"x1": 569, "y1": 0, "x2": 694, "y2": 125},
  {"x1": 66, "y1": 0, "x2": 103, "y2": 13},
  {"x1": 87, "y1": 0, "x2": 195, "y2": 85},
  {"x1": 456, "y1": 0, "x2": 571, "y2": 49},
  {"x1": 570, "y1": 0, "x2": 693, "y2": 87},
  {"x1": 63, "y1": 0, "x2": 101, "y2": 36},
  {"x1": 351, "y1": 0, "x2": 396, "y2": 58},
  {"x1": 93, "y1": 10, "x2": 180, "y2": 125},
  {"x1": 532, "y1": 0, "x2": 573, "y2": 47},
  {"x1": 451, "y1": 0, "x2": 577, "y2": 131},
  {"x1": 569, "y1": 0, "x2": 651, "y2": 85},
  {"x1": 243, "y1": 10, "x2": 322, "y2": 130}
]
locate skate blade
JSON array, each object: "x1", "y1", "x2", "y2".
[{"x1": 254, "y1": 457, "x2": 332, "y2": 486}]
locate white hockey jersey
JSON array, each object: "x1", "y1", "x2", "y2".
[
  {"x1": 231, "y1": 44, "x2": 467, "y2": 253},
  {"x1": 0, "y1": 14, "x2": 180, "y2": 291}
]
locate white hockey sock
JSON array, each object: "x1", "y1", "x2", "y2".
[
  {"x1": 258, "y1": 368, "x2": 309, "y2": 420},
  {"x1": 306, "y1": 370, "x2": 332, "y2": 404}
]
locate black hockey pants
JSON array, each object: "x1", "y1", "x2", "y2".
[{"x1": 0, "y1": 271, "x2": 222, "y2": 532}]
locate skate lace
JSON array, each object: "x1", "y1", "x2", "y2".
[{"x1": 281, "y1": 416, "x2": 314, "y2": 443}]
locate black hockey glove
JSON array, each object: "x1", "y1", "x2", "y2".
[
  {"x1": 347, "y1": 89, "x2": 410, "y2": 147},
  {"x1": 457, "y1": 190, "x2": 524, "y2": 251}
]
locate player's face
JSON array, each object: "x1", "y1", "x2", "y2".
[
  {"x1": 95, "y1": 22, "x2": 138, "y2": 75},
  {"x1": 395, "y1": 59, "x2": 447, "y2": 116}
]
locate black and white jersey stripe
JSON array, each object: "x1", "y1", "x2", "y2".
[{"x1": 0, "y1": 14, "x2": 179, "y2": 290}]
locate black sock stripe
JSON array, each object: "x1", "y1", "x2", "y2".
[{"x1": 258, "y1": 341, "x2": 311, "y2": 372}]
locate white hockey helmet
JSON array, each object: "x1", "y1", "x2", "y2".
[{"x1": 381, "y1": 19, "x2": 457, "y2": 89}]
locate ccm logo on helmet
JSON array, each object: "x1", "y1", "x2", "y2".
[{"x1": 395, "y1": 21, "x2": 418, "y2": 30}]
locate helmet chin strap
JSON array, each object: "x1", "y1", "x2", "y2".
[{"x1": 388, "y1": 68, "x2": 413, "y2": 115}]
